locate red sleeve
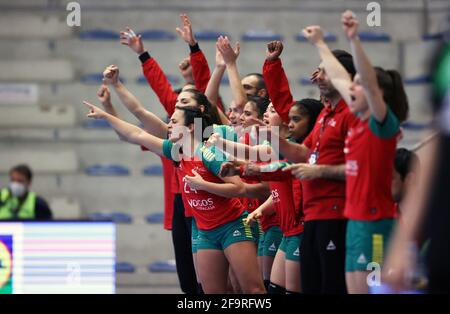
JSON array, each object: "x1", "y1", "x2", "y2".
[
  {"x1": 141, "y1": 57, "x2": 178, "y2": 116},
  {"x1": 303, "y1": 132, "x2": 313, "y2": 149},
  {"x1": 190, "y1": 50, "x2": 225, "y2": 112},
  {"x1": 190, "y1": 50, "x2": 210, "y2": 93},
  {"x1": 292, "y1": 177, "x2": 302, "y2": 214},
  {"x1": 263, "y1": 58, "x2": 295, "y2": 124}
]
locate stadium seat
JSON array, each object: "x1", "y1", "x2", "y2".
[
  {"x1": 241, "y1": 31, "x2": 283, "y2": 42},
  {"x1": 422, "y1": 32, "x2": 446, "y2": 41},
  {"x1": 139, "y1": 30, "x2": 176, "y2": 41},
  {"x1": 401, "y1": 121, "x2": 434, "y2": 131},
  {"x1": 136, "y1": 74, "x2": 180, "y2": 86},
  {"x1": 195, "y1": 31, "x2": 229, "y2": 41},
  {"x1": 82, "y1": 119, "x2": 112, "y2": 129},
  {"x1": 295, "y1": 32, "x2": 337, "y2": 42},
  {"x1": 299, "y1": 76, "x2": 313, "y2": 86},
  {"x1": 358, "y1": 31, "x2": 391, "y2": 42},
  {"x1": 79, "y1": 29, "x2": 118, "y2": 40},
  {"x1": 88, "y1": 212, "x2": 133, "y2": 224},
  {"x1": 145, "y1": 212, "x2": 164, "y2": 224},
  {"x1": 85, "y1": 164, "x2": 130, "y2": 176},
  {"x1": 220, "y1": 76, "x2": 230, "y2": 86},
  {"x1": 404, "y1": 75, "x2": 432, "y2": 85},
  {"x1": 142, "y1": 164, "x2": 163, "y2": 176},
  {"x1": 81, "y1": 73, "x2": 126, "y2": 85},
  {"x1": 115, "y1": 262, "x2": 136, "y2": 273},
  {"x1": 148, "y1": 260, "x2": 177, "y2": 273}
]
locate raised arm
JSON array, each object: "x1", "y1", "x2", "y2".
[
  {"x1": 303, "y1": 25, "x2": 352, "y2": 105},
  {"x1": 103, "y1": 65, "x2": 168, "y2": 138},
  {"x1": 205, "y1": 47, "x2": 230, "y2": 125},
  {"x1": 83, "y1": 101, "x2": 165, "y2": 156},
  {"x1": 263, "y1": 41, "x2": 294, "y2": 123},
  {"x1": 96, "y1": 84, "x2": 128, "y2": 142},
  {"x1": 120, "y1": 27, "x2": 178, "y2": 116},
  {"x1": 342, "y1": 10, "x2": 386, "y2": 122},
  {"x1": 217, "y1": 36, "x2": 246, "y2": 109}
]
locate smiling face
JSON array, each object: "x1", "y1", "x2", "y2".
[
  {"x1": 239, "y1": 101, "x2": 259, "y2": 128},
  {"x1": 175, "y1": 91, "x2": 205, "y2": 113},
  {"x1": 348, "y1": 74, "x2": 369, "y2": 115},
  {"x1": 288, "y1": 105, "x2": 311, "y2": 140}
]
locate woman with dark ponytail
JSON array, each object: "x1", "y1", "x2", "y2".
[{"x1": 83, "y1": 91, "x2": 265, "y2": 294}]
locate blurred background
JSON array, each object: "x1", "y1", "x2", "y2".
[{"x1": 0, "y1": 0, "x2": 448, "y2": 293}]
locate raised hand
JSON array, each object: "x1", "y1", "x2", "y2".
[
  {"x1": 97, "y1": 85, "x2": 111, "y2": 105},
  {"x1": 266, "y1": 40, "x2": 284, "y2": 61},
  {"x1": 341, "y1": 10, "x2": 359, "y2": 40},
  {"x1": 215, "y1": 45, "x2": 226, "y2": 68},
  {"x1": 120, "y1": 27, "x2": 145, "y2": 55},
  {"x1": 205, "y1": 132, "x2": 222, "y2": 148},
  {"x1": 216, "y1": 36, "x2": 240, "y2": 65},
  {"x1": 83, "y1": 101, "x2": 107, "y2": 120},
  {"x1": 302, "y1": 25, "x2": 324, "y2": 45},
  {"x1": 178, "y1": 57, "x2": 193, "y2": 83},
  {"x1": 175, "y1": 13, "x2": 197, "y2": 46},
  {"x1": 102, "y1": 64, "x2": 119, "y2": 85}
]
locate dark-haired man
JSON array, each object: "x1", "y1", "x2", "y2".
[{"x1": 0, "y1": 164, "x2": 52, "y2": 220}]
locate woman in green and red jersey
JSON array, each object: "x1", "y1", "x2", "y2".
[
  {"x1": 216, "y1": 98, "x2": 323, "y2": 293},
  {"x1": 83, "y1": 89, "x2": 265, "y2": 294},
  {"x1": 302, "y1": 11, "x2": 409, "y2": 293}
]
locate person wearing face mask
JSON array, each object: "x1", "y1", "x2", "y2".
[{"x1": 0, "y1": 164, "x2": 52, "y2": 220}]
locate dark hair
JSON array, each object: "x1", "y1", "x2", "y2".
[
  {"x1": 183, "y1": 88, "x2": 222, "y2": 125},
  {"x1": 292, "y1": 98, "x2": 324, "y2": 135},
  {"x1": 10, "y1": 164, "x2": 33, "y2": 182},
  {"x1": 374, "y1": 67, "x2": 409, "y2": 123},
  {"x1": 332, "y1": 49, "x2": 356, "y2": 78},
  {"x1": 394, "y1": 148, "x2": 419, "y2": 181},
  {"x1": 247, "y1": 95, "x2": 271, "y2": 119},
  {"x1": 175, "y1": 105, "x2": 213, "y2": 142},
  {"x1": 245, "y1": 73, "x2": 267, "y2": 96}
]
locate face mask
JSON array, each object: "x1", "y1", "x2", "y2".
[{"x1": 9, "y1": 182, "x2": 26, "y2": 197}]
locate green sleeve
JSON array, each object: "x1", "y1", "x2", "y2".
[
  {"x1": 199, "y1": 144, "x2": 229, "y2": 176},
  {"x1": 213, "y1": 124, "x2": 238, "y2": 142},
  {"x1": 162, "y1": 139, "x2": 174, "y2": 161},
  {"x1": 369, "y1": 107, "x2": 400, "y2": 139}
]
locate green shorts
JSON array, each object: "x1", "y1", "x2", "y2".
[
  {"x1": 345, "y1": 219, "x2": 396, "y2": 272},
  {"x1": 197, "y1": 212, "x2": 255, "y2": 251},
  {"x1": 279, "y1": 233, "x2": 303, "y2": 262},
  {"x1": 191, "y1": 218, "x2": 199, "y2": 254},
  {"x1": 258, "y1": 226, "x2": 283, "y2": 257}
]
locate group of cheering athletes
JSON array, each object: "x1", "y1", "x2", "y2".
[{"x1": 82, "y1": 10, "x2": 422, "y2": 294}]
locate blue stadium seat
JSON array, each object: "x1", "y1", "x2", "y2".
[
  {"x1": 81, "y1": 74, "x2": 126, "y2": 85},
  {"x1": 298, "y1": 76, "x2": 313, "y2": 86},
  {"x1": 136, "y1": 74, "x2": 180, "y2": 86},
  {"x1": 220, "y1": 76, "x2": 230, "y2": 86},
  {"x1": 85, "y1": 164, "x2": 130, "y2": 176},
  {"x1": 358, "y1": 31, "x2": 391, "y2": 42},
  {"x1": 148, "y1": 260, "x2": 177, "y2": 273},
  {"x1": 115, "y1": 262, "x2": 136, "y2": 273},
  {"x1": 79, "y1": 29, "x2": 118, "y2": 40},
  {"x1": 195, "y1": 31, "x2": 229, "y2": 41},
  {"x1": 88, "y1": 212, "x2": 133, "y2": 224},
  {"x1": 241, "y1": 31, "x2": 283, "y2": 42},
  {"x1": 139, "y1": 30, "x2": 176, "y2": 41},
  {"x1": 142, "y1": 164, "x2": 163, "y2": 176},
  {"x1": 404, "y1": 75, "x2": 432, "y2": 85},
  {"x1": 295, "y1": 32, "x2": 337, "y2": 42},
  {"x1": 401, "y1": 121, "x2": 433, "y2": 131},
  {"x1": 422, "y1": 32, "x2": 446, "y2": 41},
  {"x1": 80, "y1": 73, "x2": 103, "y2": 84},
  {"x1": 82, "y1": 119, "x2": 111, "y2": 129},
  {"x1": 146, "y1": 212, "x2": 164, "y2": 224}
]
